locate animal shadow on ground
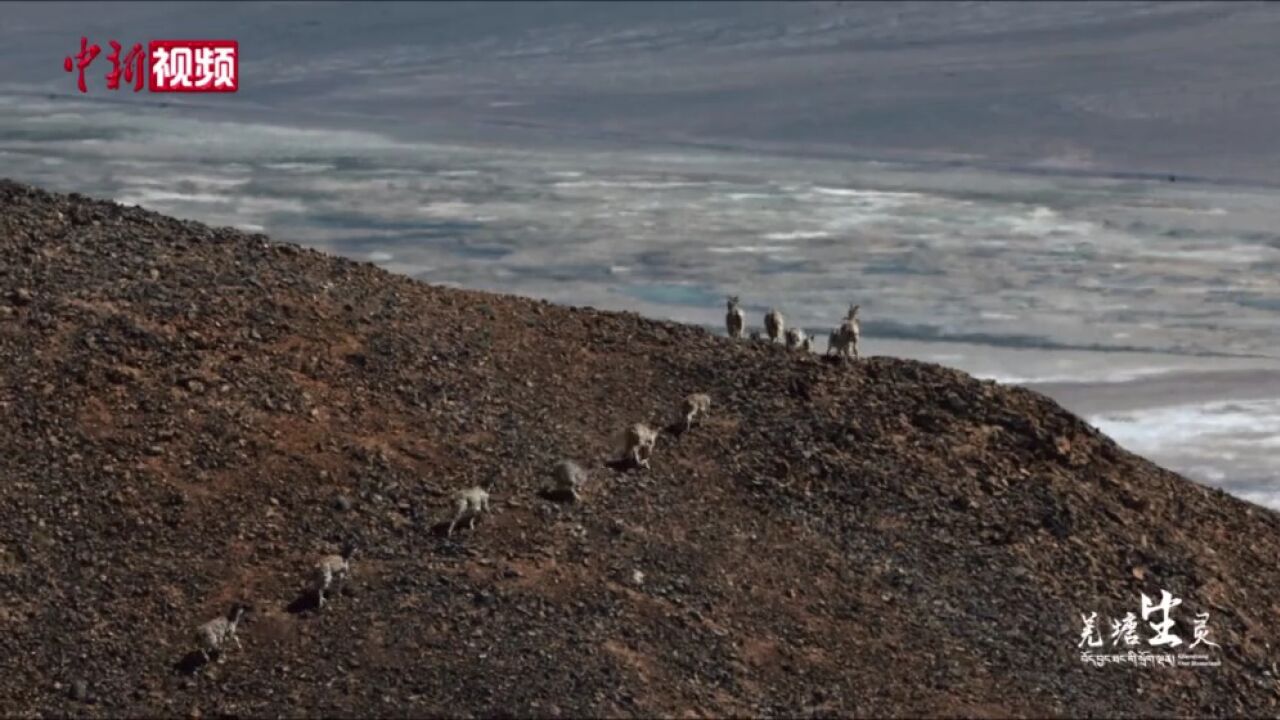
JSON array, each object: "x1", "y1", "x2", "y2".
[
  {"x1": 172, "y1": 650, "x2": 210, "y2": 676},
  {"x1": 426, "y1": 516, "x2": 486, "y2": 538},
  {"x1": 662, "y1": 420, "x2": 688, "y2": 438},
  {"x1": 604, "y1": 457, "x2": 644, "y2": 473},
  {"x1": 536, "y1": 487, "x2": 577, "y2": 504},
  {"x1": 286, "y1": 589, "x2": 320, "y2": 615}
]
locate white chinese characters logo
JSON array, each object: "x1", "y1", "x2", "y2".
[
  {"x1": 149, "y1": 41, "x2": 238, "y2": 92},
  {"x1": 1078, "y1": 589, "x2": 1221, "y2": 668}
]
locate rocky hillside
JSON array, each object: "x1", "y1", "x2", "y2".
[{"x1": 0, "y1": 179, "x2": 1277, "y2": 718}]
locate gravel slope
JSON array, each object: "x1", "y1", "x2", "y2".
[{"x1": 0, "y1": 179, "x2": 1277, "y2": 718}]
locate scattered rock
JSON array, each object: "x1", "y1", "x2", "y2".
[{"x1": 69, "y1": 679, "x2": 88, "y2": 702}]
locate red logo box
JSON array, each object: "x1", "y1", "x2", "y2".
[{"x1": 149, "y1": 40, "x2": 238, "y2": 92}]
